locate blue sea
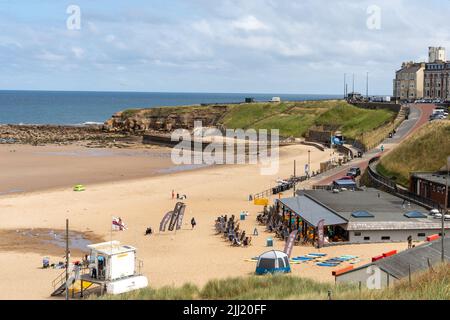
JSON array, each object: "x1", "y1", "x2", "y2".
[{"x1": 0, "y1": 91, "x2": 342, "y2": 125}]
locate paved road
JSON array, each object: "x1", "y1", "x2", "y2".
[{"x1": 308, "y1": 103, "x2": 436, "y2": 186}]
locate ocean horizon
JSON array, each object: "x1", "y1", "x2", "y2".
[{"x1": 0, "y1": 90, "x2": 343, "y2": 125}]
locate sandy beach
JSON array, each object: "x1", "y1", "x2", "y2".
[{"x1": 0, "y1": 143, "x2": 411, "y2": 300}]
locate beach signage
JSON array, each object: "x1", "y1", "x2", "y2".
[
  {"x1": 159, "y1": 211, "x2": 173, "y2": 232},
  {"x1": 284, "y1": 230, "x2": 298, "y2": 258},
  {"x1": 317, "y1": 219, "x2": 325, "y2": 248}
]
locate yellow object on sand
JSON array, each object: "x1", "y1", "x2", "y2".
[
  {"x1": 254, "y1": 198, "x2": 269, "y2": 206},
  {"x1": 68, "y1": 280, "x2": 93, "y2": 294}
]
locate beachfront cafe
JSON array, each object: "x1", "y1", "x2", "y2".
[
  {"x1": 276, "y1": 194, "x2": 348, "y2": 244},
  {"x1": 275, "y1": 188, "x2": 450, "y2": 245}
]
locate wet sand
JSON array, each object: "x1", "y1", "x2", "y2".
[{"x1": 0, "y1": 144, "x2": 209, "y2": 195}]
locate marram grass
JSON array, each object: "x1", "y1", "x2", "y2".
[{"x1": 97, "y1": 264, "x2": 450, "y2": 300}]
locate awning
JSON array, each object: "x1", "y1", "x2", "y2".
[{"x1": 278, "y1": 196, "x2": 347, "y2": 227}]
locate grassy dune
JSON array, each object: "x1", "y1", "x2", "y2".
[
  {"x1": 121, "y1": 100, "x2": 396, "y2": 139},
  {"x1": 98, "y1": 264, "x2": 450, "y2": 300},
  {"x1": 97, "y1": 275, "x2": 357, "y2": 300},
  {"x1": 378, "y1": 121, "x2": 450, "y2": 187}
]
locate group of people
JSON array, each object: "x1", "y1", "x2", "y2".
[
  {"x1": 215, "y1": 214, "x2": 252, "y2": 247},
  {"x1": 171, "y1": 190, "x2": 187, "y2": 200}
]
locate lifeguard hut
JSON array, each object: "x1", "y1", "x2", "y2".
[
  {"x1": 82, "y1": 241, "x2": 148, "y2": 295},
  {"x1": 51, "y1": 241, "x2": 148, "y2": 297}
]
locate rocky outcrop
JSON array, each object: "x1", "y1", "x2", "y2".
[
  {"x1": 0, "y1": 124, "x2": 129, "y2": 146},
  {"x1": 103, "y1": 105, "x2": 229, "y2": 134}
]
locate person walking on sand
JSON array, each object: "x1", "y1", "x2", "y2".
[
  {"x1": 191, "y1": 217, "x2": 197, "y2": 229},
  {"x1": 407, "y1": 235, "x2": 412, "y2": 249}
]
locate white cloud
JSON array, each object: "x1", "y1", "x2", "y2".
[
  {"x1": 231, "y1": 15, "x2": 269, "y2": 32},
  {"x1": 71, "y1": 47, "x2": 85, "y2": 59},
  {"x1": 1, "y1": 0, "x2": 450, "y2": 93}
]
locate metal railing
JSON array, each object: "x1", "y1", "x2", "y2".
[
  {"x1": 252, "y1": 176, "x2": 308, "y2": 199},
  {"x1": 366, "y1": 156, "x2": 440, "y2": 210}
]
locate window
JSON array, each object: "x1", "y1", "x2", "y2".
[
  {"x1": 418, "y1": 233, "x2": 426, "y2": 237},
  {"x1": 381, "y1": 236, "x2": 391, "y2": 240},
  {"x1": 352, "y1": 211, "x2": 375, "y2": 218},
  {"x1": 364, "y1": 237, "x2": 370, "y2": 241},
  {"x1": 278, "y1": 258, "x2": 285, "y2": 268},
  {"x1": 354, "y1": 232, "x2": 362, "y2": 236},
  {"x1": 404, "y1": 211, "x2": 427, "y2": 218}
]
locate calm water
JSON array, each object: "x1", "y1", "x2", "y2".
[{"x1": 0, "y1": 90, "x2": 341, "y2": 125}]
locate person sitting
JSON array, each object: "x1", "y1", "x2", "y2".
[
  {"x1": 145, "y1": 227, "x2": 153, "y2": 236},
  {"x1": 240, "y1": 231, "x2": 246, "y2": 242}
]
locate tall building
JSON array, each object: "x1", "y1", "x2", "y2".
[
  {"x1": 424, "y1": 46, "x2": 450, "y2": 100},
  {"x1": 393, "y1": 62, "x2": 425, "y2": 100},
  {"x1": 423, "y1": 61, "x2": 450, "y2": 99},
  {"x1": 393, "y1": 47, "x2": 450, "y2": 101},
  {"x1": 428, "y1": 46, "x2": 446, "y2": 63}
]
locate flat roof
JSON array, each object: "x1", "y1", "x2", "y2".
[
  {"x1": 337, "y1": 237, "x2": 450, "y2": 279},
  {"x1": 278, "y1": 196, "x2": 347, "y2": 227},
  {"x1": 87, "y1": 241, "x2": 136, "y2": 256},
  {"x1": 296, "y1": 188, "x2": 450, "y2": 231},
  {"x1": 411, "y1": 172, "x2": 450, "y2": 186}
]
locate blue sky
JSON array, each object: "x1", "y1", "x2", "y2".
[{"x1": 0, "y1": 0, "x2": 449, "y2": 94}]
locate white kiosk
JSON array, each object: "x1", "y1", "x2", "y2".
[{"x1": 82, "y1": 241, "x2": 148, "y2": 295}]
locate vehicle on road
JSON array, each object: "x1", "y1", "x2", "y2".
[{"x1": 346, "y1": 167, "x2": 361, "y2": 178}]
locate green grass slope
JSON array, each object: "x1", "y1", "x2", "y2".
[
  {"x1": 97, "y1": 263, "x2": 450, "y2": 300},
  {"x1": 378, "y1": 121, "x2": 450, "y2": 187}
]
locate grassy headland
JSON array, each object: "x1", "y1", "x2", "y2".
[
  {"x1": 378, "y1": 121, "x2": 450, "y2": 187},
  {"x1": 118, "y1": 100, "x2": 396, "y2": 139},
  {"x1": 98, "y1": 263, "x2": 450, "y2": 300}
]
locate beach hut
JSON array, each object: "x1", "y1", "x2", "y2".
[{"x1": 255, "y1": 250, "x2": 291, "y2": 275}]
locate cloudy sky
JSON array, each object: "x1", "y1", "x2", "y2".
[{"x1": 0, "y1": 0, "x2": 449, "y2": 94}]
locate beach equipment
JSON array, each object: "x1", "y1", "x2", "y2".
[
  {"x1": 308, "y1": 253, "x2": 327, "y2": 257},
  {"x1": 42, "y1": 257, "x2": 50, "y2": 269},
  {"x1": 292, "y1": 256, "x2": 313, "y2": 261},
  {"x1": 317, "y1": 262, "x2": 339, "y2": 267},
  {"x1": 255, "y1": 250, "x2": 291, "y2": 275},
  {"x1": 266, "y1": 237, "x2": 273, "y2": 247},
  {"x1": 254, "y1": 198, "x2": 269, "y2": 206},
  {"x1": 240, "y1": 213, "x2": 246, "y2": 221},
  {"x1": 73, "y1": 184, "x2": 85, "y2": 192}
]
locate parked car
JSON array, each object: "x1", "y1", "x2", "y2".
[
  {"x1": 346, "y1": 167, "x2": 361, "y2": 178},
  {"x1": 339, "y1": 176, "x2": 355, "y2": 181}
]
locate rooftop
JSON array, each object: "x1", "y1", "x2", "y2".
[
  {"x1": 87, "y1": 241, "x2": 136, "y2": 256},
  {"x1": 411, "y1": 172, "x2": 450, "y2": 186},
  {"x1": 338, "y1": 237, "x2": 450, "y2": 279},
  {"x1": 292, "y1": 188, "x2": 450, "y2": 230}
]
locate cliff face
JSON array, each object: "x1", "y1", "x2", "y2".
[{"x1": 103, "y1": 105, "x2": 229, "y2": 133}]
